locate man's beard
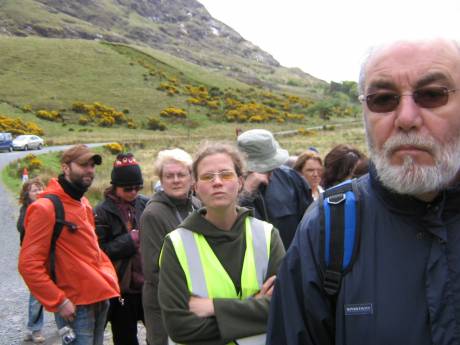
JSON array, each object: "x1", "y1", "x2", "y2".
[
  {"x1": 69, "y1": 169, "x2": 94, "y2": 190},
  {"x1": 368, "y1": 131, "x2": 460, "y2": 195}
]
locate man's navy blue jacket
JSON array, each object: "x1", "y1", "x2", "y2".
[
  {"x1": 267, "y1": 166, "x2": 460, "y2": 345},
  {"x1": 239, "y1": 165, "x2": 312, "y2": 249}
]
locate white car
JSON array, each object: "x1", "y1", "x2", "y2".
[{"x1": 12, "y1": 135, "x2": 44, "y2": 151}]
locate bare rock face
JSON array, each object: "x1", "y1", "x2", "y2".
[
  {"x1": 0, "y1": 0, "x2": 326, "y2": 86},
  {"x1": 13, "y1": 0, "x2": 280, "y2": 69}
]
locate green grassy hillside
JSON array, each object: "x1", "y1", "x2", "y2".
[
  {"x1": 0, "y1": 36, "x2": 361, "y2": 145},
  {"x1": 0, "y1": 36, "x2": 245, "y2": 115}
]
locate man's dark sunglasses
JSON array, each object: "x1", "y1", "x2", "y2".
[
  {"x1": 359, "y1": 86, "x2": 457, "y2": 113},
  {"x1": 122, "y1": 185, "x2": 143, "y2": 192}
]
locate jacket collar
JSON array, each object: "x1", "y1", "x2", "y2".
[
  {"x1": 369, "y1": 163, "x2": 460, "y2": 219},
  {"x1": 58, "y1": 174, "x2": 86, "y2": 200},
  {"x1": 369, "y1": 163, "x2": 443, "y2": 217}
]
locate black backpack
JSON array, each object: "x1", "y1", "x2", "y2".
[
  {"x1": 41, "y1": 194, "x2": 77, "y2": 282},
  {"x1": 319, "y1": 179, "x2": 361, "y2": 297}
]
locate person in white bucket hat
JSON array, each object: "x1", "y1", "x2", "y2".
[{"x1": 237, "y1": 129, "x2": 313, "y2": 249}]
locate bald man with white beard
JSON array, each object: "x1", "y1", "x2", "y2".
[{"x1": 267, "y1": 38, "x2": 460, "y2": 345}]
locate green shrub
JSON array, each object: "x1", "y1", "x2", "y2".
[
  {"x1": 14, "y1": 154, "x2": 43, "y2": 178},
  {"x1": 21, "y1": 104, "x2": 32, "y2": 113},
  {"x1": 146, "y1": 117, "x2": 167, "y2": 131}
]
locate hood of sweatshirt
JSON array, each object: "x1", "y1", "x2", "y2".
[{"x1": 179, "y1": 206, "x2": 253, "y2": 243}]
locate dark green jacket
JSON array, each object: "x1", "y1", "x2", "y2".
[{"x1": 159, "y1": 207, "x2": 285, "y2": 345}]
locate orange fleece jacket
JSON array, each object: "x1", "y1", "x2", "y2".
[{"x1": 19, "y1": 178, "x2": 120, "y2": 312}]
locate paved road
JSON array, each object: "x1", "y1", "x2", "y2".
[{"x1": 0, "y1": 145, "x2": 114, "y2": 345}]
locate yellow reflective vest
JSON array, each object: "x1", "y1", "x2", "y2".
[{"x1": 166, "y1": 216, "x2": 272, "y2": 345}]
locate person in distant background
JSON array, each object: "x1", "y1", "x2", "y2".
[
  {"x1": 293, "y1": 151, "x2": 324, "y2": 200},
  {"x1": 95, "y1": 153, "x2": 148, "y2": 345},
  {"x1": 283, "y1": 156, "x2": 298, "y2": 168},
  {"x1": 17, "y1": 177, "x2": 46, "y2": 344},
  {"x1": 322, "y1": 144, "x2": 368, "y2": 188},
  {"x1": 140, "y1": 148, "x2": 200, "y2": 345},
  {"x1": 237, "y1": 129, "x2": 312, "y2": 249}
]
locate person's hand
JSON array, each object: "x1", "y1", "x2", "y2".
[
  {"x1": 58, "y1": 299, "x2": 76, "y2": 322},
  {"x1": 243, "y1": 172, "x2": 270, "y2": 194},
  {"x1": 130, "y1": 229, "x2": 140, "y2": 246},
  {"x1": 189, "y1": 296, "x2": 215, "y2": 317},
  {"x1": 255, "y1": 275, "x2": 276, "y2": 298}
]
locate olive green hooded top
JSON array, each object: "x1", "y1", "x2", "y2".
[{"x1": 158, "y1": 207, "x2": 285, "y2": 345}]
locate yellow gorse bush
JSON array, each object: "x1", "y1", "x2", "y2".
[
  {"x1": 160, "y1": 107, "x2": 187, "y2": 118},
  {"x1": 0, "y1": 115, "x2": 44, "y2": 135},
  {"x1": 72, "y1": 101, "x2": 136, "y2": 128},
  {"x1": 157, "y1": 83, "x2": 179, "y2": 96},
  {"x1": 36, "y1": 110, "x2": 61, "y2": 122},
  {"x1": 104, "y1": 142, "x2": 124, "y2": 154}
]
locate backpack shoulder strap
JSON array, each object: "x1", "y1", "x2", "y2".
[
  {"x1": 319, "y1": 179, "x2": 361, "y2": 296},
  {"x1": 42, "y1": 194, "x2": 77, "y2": 282}
]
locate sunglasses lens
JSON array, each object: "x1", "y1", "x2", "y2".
[
  {"x1": 198, "y1": 174, "x2": 212, "y2": 182},
  {"x1": 366, "y1": 92, "x2": 400, "y2": 113},
  {"x1": 123, "y1": 185, "x2": 142, "y2": 192},
  {"x1": 198, "y1": 171, "x2": 236, "y2": 182},
  {"x1": 414, "y1": 87, "x2": 449, "y2": 108},
  {"x1": 221, "y1": 171, "x2": 236, "y2": 180},
  {"x1": 365, "y1": 87, "x2": 452, "y2": 113}
]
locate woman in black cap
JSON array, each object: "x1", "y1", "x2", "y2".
[{"x1": 95, "y1": 153, "x2": 149, "y2": 345}]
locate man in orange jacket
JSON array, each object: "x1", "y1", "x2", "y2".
[{"x1": 19, "y1": 144, "x2": 120, "y2": 345}]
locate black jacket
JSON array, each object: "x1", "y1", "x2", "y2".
[
  {"x1": 17, "y1": 204, "x2": 28, "y2": 245},
  {"x1": 95, "y1": 194, "x2": 149, "y2": 263},
  {"x1": 239, "y1": 165, "x2": 313, "y2": 249}
]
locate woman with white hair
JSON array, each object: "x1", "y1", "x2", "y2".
[{"x1": 140, "y1": 148, "x2": 201, "y2": 345}]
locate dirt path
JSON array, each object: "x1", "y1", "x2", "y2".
[{"x1": 0, "y1": 148, "x2": 63, "y2": 344}]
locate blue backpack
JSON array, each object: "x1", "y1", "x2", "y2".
[{"x1": 319, "y1": 179, "x2": 361, "y2": 296}]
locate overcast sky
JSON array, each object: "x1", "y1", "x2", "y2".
[{"x1": 197, "y1": 0, "x2": 460, "y2": 83}]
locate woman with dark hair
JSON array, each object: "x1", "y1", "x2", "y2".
[
  {"x1": 17, "y1": 177, "x2": 46, "y2": 343},
  {"x1": 293, "y1": 151, "x2": 324, "y2": 200},
  {"x1": 95, "y1": 153, "x2": 148, "y2": 345},
  {"x1": 322, "y1": 144, "x2": 369, "y2": 189},
  {"x1": 159, "y1": 141, "x2": 285, "y2": 344}
]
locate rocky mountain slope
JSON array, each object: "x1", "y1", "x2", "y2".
[{"x1": 0, "y1": 0, "x2": 324, "y2": 90}]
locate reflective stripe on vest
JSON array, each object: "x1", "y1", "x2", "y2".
[{"x1": 167, "y1": 216, "x2": 272, "y2": 345}]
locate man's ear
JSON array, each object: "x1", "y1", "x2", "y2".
[{"x1": 61, "y1": 162, "x2": 70, "y2": 176}]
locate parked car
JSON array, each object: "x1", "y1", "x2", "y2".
[
  {"x1": 12, "y1": 135, "x2": 44, "y2": 151},
  {"x1": 0, "y1": 132, "x2": 13, "y2": 152}
]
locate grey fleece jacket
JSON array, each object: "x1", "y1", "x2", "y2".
[{"x1": 140, "y1": 191, "x2": 200, "y2": 345}]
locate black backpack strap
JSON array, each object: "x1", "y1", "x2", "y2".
[
  {"x1": 320, "y1": 179, "x2": 361, "y2": 296},
  {"x1": 42, "y1": 194, "x2": 77, "y2": 283}
]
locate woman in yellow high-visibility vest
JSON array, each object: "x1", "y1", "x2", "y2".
[{"x1": 158, "y1": 141, "x2": 285, "y2": 345}]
